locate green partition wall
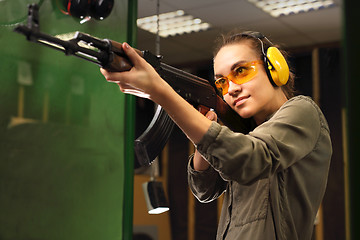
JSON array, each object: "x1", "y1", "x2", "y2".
[{"x1": 0, "y1": 0, "x2": 136, "y2": 239}]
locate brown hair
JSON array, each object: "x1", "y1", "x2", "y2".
[{"x1": 213, "y1": 30, "x2": 296, "y2": 99}]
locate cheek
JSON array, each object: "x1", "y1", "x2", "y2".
[
  {"x1": 249, "y1": 73, "x2": 272, "y2": 92},
  {"x1": 223, "y1": 94, "x2": 232, "y2": 105}
]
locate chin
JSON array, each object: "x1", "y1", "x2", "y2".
[{"x1": 237, "y1": 109, "x2": 254, "y2": 119}]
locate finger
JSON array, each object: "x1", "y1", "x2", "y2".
[
  {"x1": 122, "y1": 42, "x2": 146, "y2": 67},
  {"x1": 205, "y1": 110, "x2": 217, "y2": 121},
  {"x1": 100, "y1": 67, "x2": 131, "y2": 84},
  {"x1": 100, "y1": 68, "x2": 114, "y2": 81},
  {"x1": 100, "y1": 67, "x2": 107, "y2": 76}
]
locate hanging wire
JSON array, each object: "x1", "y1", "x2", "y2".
[
  {"x1": 155, "y1": 0, "x2": 160, "y2": 56},
  {"x1": 149, "y1": 0, "x2": 161, "y2": 182}
]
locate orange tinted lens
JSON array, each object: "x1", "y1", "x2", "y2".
[
  {"x1": 215, "y1": 61, "x2": 260, "y2": 95},
  {"x1": 228, "y1": 62, "x2": 259, "y2": 85},
  {"x1": 215, "y1": 77, "x2": 229, "y2": 96}
]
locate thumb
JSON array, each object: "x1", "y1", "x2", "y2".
[{"x1": 122, "y1": 42, "x2": 145, "y2": 67}]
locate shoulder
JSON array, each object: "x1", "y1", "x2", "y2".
[
  {"x1": 281, "y1": 95, "x2": 317, "y2": 112},
  {"x1": 254, "y1": 95, "x2": 330, "y2": 141},
  {"x1": 273, "y1": 95, "x2": 329, "y2": 131},
  {"x1": 280, "y1": 96, "x2": 318, "y2": 119}
]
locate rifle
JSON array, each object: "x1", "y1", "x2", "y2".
[{"x1": 14, "y1": 4, "x2": 254, "y2": 167}]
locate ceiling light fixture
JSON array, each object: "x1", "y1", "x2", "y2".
[
  {"x1": 247, "y1": 0, "x2": 336, "y2": 17},
  {"x1": 137, "y1": 10, "x2": 211, "y2": 38}
]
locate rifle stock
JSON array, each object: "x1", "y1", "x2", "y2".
[{"x1": 14, "y1": 3, "x2": 254, "y2": 167}]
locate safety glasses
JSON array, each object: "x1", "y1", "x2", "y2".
[{"x1": 214, "y1": 60, "x2": 262, "y2": 96}]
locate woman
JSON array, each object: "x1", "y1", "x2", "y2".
[{"x1": 100, "y1": 31, "x2": 332, "y2": 240}]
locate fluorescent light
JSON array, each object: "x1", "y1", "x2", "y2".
[
  {"x1": 247, "y1": 0, "x2": 336, "y2": 17},
  {"x1": 148, "y1": 207, "x2": 170, "y2": 215},
  {"x1": 137, "y1": 10, "x2": 211, "y2": 37}
]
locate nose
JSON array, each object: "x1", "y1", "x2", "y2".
[{"x1": 227, "y1": 80, "x2": 242, "y2": 96}]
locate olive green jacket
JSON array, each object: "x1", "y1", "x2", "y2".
[{"x1": 188, "y1": 96, "x2": 332, "y2": 240}]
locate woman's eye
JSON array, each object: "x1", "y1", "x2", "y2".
[
  {"x1": 216, "y1": 78, "x2": 227, "y2": 86},
  {"x1": 219, "y1": 78, "x2": 227, "y2": 84},
  {"x1": 234, "y1": 66, "x2": 247, "y2": 76}
]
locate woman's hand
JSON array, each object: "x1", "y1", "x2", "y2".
[
  {"x1": 198, "y1": 106, "x2": 217, "y2": 122},
  {"x1": 101, "y1": 42, "x2": 213, "y2": 145},
  {"x1": 100, "y1": 42, "x2": 166, "y2": 100}
]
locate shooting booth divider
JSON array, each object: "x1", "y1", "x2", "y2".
[{"x1": 0, "y1": 0, "x2": 136, "y2": 239}]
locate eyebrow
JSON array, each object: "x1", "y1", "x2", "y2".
[{"x1": 214, "y1": 60, "x2": 249, "y2": 79}]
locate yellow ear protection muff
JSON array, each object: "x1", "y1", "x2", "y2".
[
  {"x1": 241, "y1": 31, "x2": 290, "y2": 87},
  {"x1": 57, "y1": 0, "x2": 114, "y2": 21}
]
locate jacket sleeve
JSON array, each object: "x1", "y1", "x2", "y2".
[
  {"x1": 187, "y1": 154, "x2": 228, "y2": 203},
  {"x1": 195, "y1": 96, "x2": 325, "y2": 185}
]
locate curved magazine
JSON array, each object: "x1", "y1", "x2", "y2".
[{"x1": 134, "y1": 105, "x2": 174, "y2": 167}]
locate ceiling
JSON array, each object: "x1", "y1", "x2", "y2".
[{"x1": 136, "y1": 0, "x2": 343, "y2": 66}]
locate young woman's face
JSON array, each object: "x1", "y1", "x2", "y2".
[{"x1": 213, "y1": 42, "x2": 286, "y2": 124}]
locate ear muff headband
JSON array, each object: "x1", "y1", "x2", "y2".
[{"x1": 240, "y1": 32, "x2": 289, "y2": 86}]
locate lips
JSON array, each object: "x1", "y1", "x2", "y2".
[{"x1": 233, "y1": 95, "x2": 249, "y2": 107}]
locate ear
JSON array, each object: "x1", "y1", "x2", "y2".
[{"x1": 266, "y1": 47, "x2": 289, "y2": 86}]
